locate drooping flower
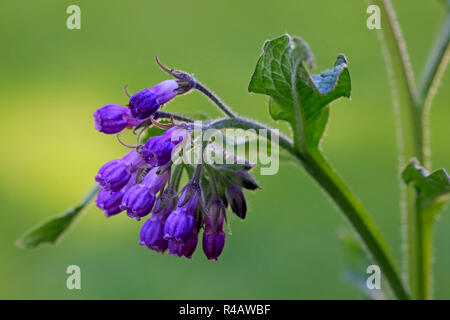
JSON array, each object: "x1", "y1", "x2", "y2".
[
  {"x1": 142, "y1": 127, "x2": 187, "y2": 167},
  {"x1": 96, "y1": 189, "x2": 124, "y2": 217},
  {"x1": 140, "y1": 194, "x2": 175, "y2": 251},
  {"x1": 95, "y1": 160, "x2": 130, "y2": 191},
  {"x1": 121, "y1": 185, "x2": 156, "y2": 220},
  {"x1": 202, "y1": 199, "x2": 226, "y2": 261},
  {"x1": 168, "y1": 230, "x2": 198, "y2": 258},
  {"x1": 225, "y1": 184, "x2": 247, "y2": 219},
  {"x1": 139, "y1": 212, "x2": 168, "y2": 253},
  {"x1": 95, "y1": 150, "x2": 145, "y2": 191},
  {"x1": 229, "y1": 170, "x2": 261, "y2": 190},
  {"x1": 93, "y1": 104, "x2": 141, "y2": 134},
  {"x1": 95, "y1": 171, "x2": 137, "y2": 217},
  {"x1": 164, "y1": 183, "x2": 200, "y2": 242},
  {"x1": 120, "y1": 167, "x2": 170, "y2": 220},
  {"x1": 128, "y1": 80, "x2": 179, "y2": 119}
]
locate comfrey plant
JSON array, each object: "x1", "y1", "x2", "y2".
[
  {"x1": 91, "y1": 73, "x2": 260, "y2": 260},
  {"x1": 17, "y1": 0, "x2": 449, "y2": 299}
]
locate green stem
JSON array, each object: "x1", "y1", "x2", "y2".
[
  {"x1": 303, "y1": 151, "x2": 410, "y2": 300},
  {"x1": 169, "y1": 164, "x2": 184, "y2": 190},
  {"x1": 374, "y1": 0, "x2": 450, "y2": 299},
  {"x1": 210, "y1": 117, "x2": 410, "y2": 299},
  {"x1": 414, "y1": 12, "x2": 450, "y2": 300},
  {"x1": 375, "y1": 0, "x2": 423, "y2": 299},
  {"x1": 419, "y1": 12, "x2": 450, "y2": 171},
  {"x1": 418, "y1": 12, "x2": 450, "y2": 109},
  {"x1": 194, "y1": 81, "x2": 238, "y2": 118}
]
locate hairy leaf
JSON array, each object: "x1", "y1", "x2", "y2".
[
  {"x1": 402, "y1": 159, "x2": 450, "y2": 218},
  {"x1": 248, "y1": 34, "x2": 351, "y2": 149},
  {"x1": 16, "y1": 185, "x2": 99, "y2": 248}
]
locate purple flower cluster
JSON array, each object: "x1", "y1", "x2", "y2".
[
  {"x1": 93, "y1": 76, "x2": 258, "y2": 261},
  {"x1": 95, "y1": 127, "x2": 186, "y2": 220}
]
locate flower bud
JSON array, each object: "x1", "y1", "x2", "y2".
[
  {"x1": 153, "y1": 189, "x2": 177, "y2": 215},
  {"x1": 95, "y1": 150, "x2": 145, "y2": 191},
  {"x1": 168, "y1": 230, "x2": 198, "y2": 259},
  {"x1": 202, "y1": 199, "x2": 226, "y2": 261},
  {"x1": 167, "y1": 239, "x2": 184, "y2": 257},
  {"x1": 176, "y1": 183, "x2": 201, "y2": 213},
  {"x1": 229, "y1": 170, "x2": 260, "y2": 190},
  {"x1": 163, "y1": 208, "x2": 195, "y2": 242},
  {"x1": 128, "y1": 80, "x2": 179, "y2": 119},
  {"x1": 163, "y1": 183, "x2": 200, "y2": 241},
  {"x1": 205, "y1": 200, "x2": 225, "y2": 232},
  {"x1": 225, "y1": 185, "x2": 247, "y2": 219},
  {"x1": 202, "y1": 232, "x2": 225, "y2": 261},
  {"x1": 139, "y1": 213, "x2": 168, "y2": 253},
  {"x1": 141, "y1": 167, "x2": 170, "y2": 194},
  {"x1": 93, "y1": 104, "x2": 140, "y2": 134},
  {"x1": 96, "y1": 189, "x2": 123, "y2": 217},
  {"x1": 121, "y1": 184, "x2": 156, "y2": 220},
  {"x1": 182, "y1": 230, "x2": 199, "y2": 258},
  {"x1": 142, "y1": 128, "x2": 187, "y2": 167},
  {"x1": 95, "y1": 160, "x2": 131, "y2": 191},
  {"x1": 142, "y1": 135, "x2": 175, "y2": 167}
]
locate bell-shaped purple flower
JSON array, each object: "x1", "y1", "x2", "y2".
[
  {"x1": 168, "y1": 230, "x2": 198, "y2": 258},
  {"x1": 95, "y1": 160, "x2": 130, "y2": 191},
  {"x1": 128, "y1": 80, "x2": 179, "y2": 119},
  {"x1": 93, "y1": 104, "x2": 141, "y2": 134},
  {"x1": 163, "y1": 209, "x2": 195, "y2": 242},
  {"x1": 121, "y1": 184, "x2": 156, "y2": 220},
  {"x1": 202, "y1": 200, "x2": 226, "y2": 261},
  {"x1": 95, "y1": 150, "x2": 145, "y2": 191},
  {"x1": 181, "y1": 230, "x2": 199, "y2": 258},
  {"x1": 202, "y1": 232, "x2": 225, "y2": 262},
  {"x1": 96, "y1": 189, "x2": 124, "y2": 217},
  {"x1": 164, "y1": 183, "x2": 200, "y2": 242},
  {"x1": 139, "y1": 213, "x2": 168, "y2": 253},
  {"x1": 167, "y1": 240, "x2": 184, "y2": 257},
  {"x1": 120, "y1": 167, "x2": 169, "y2": 220},
  {"x1": 142, "y1": 127, "x2": 187, "y2": 167},
  {"x1": 143, "y1": 135, "x2": 175, "y2": 167},
  {"x1": 142, "y1": 167, "x2": 170, "y2": 193}
]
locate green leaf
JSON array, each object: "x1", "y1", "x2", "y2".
[
  {"x1": 402, "y1": 159, "x2": 450, "y2": 219},
  {"x1": 16, "y1": 185, "x2": 99, "y2": 248},
  {"x1": 248, "y1": 34, "x2": 351, "y2": 149}
]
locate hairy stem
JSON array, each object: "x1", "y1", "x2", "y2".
[
  {"x1": 210, "y1": 116, "x2": 410, "y2": 299},
  {"x1": 209, "y1": 117, "x2": 297, "y2": 157},
  {"x1": 374, "y1": 0, "x2": 450, "y2": 299},
  {"x1": 419, "y1": 12, "x2": 450, "y2": 170},
  {"x1": 194, "y1": 80, "x2": 238, "y2": 118},
  {"x1": 155, "y1": 111, "x2": 194, "y2": 123},
  {"x1": 375, "y1": 0, "x2": 423, "y2": 299},
  {"x1": 418, "y1": 12, "x2": 450, "y2": 109},
  {"x1": 303, "y1": 151, "x2": 410, "y2": 300}
]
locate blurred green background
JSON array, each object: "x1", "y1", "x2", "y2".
[{"x1": 0, "y1": 0, "x2": 449, "y2": 299}]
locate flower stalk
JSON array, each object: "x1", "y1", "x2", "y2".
[{"x1": 372, "y1": 0, "x2": 450, "y2": 299}]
